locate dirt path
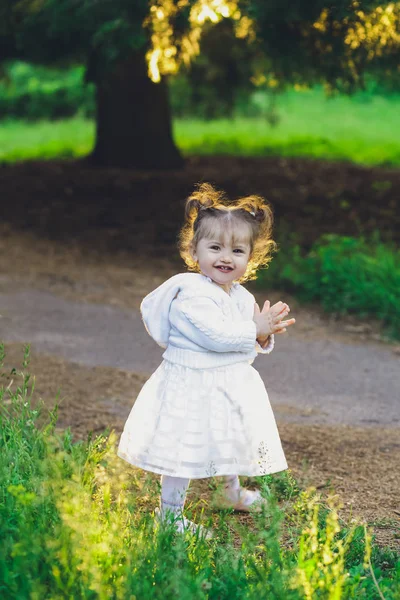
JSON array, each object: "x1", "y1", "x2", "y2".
[
  {"x1": 1, "y1": 279, "x2": 399, "y2": 428},
  {"x1": 0, "y1": 227, "x2": 399, "y2": 549}
]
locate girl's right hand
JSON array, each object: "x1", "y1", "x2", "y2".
[{"x1": 253, "y1": 300, "x2": 296, "y2": 337}]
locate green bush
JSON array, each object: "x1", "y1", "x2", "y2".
[
  {"x1": 257, "y1": 232, "x2": 400, "y2": 339},
  {"x1": 0, "y1": 61, "x2": 95, "y2": 120},
  {"x1": 0, "y1": 345, "x2": 399, "y2": 599}
]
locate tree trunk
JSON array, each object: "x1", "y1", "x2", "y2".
[{"x1": 90, "y1": 50, "x2": 184, "y2": 169}]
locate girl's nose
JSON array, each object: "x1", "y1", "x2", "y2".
[{"x1": 222, "y1": 249, "x2": 233, "y2": 260}]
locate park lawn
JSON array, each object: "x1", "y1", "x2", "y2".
[
  {"x1": 174, "y1": 88, "x2": 400, "y2": 165},
  {"x1": 0, "y1": 88, "x2": 400, "y2": 165},
  {"x1": 0, "y1": 117, "x2": 95, "y2": 162}
]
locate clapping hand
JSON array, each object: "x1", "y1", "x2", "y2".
[{"x1": 253, "y1": 300, "x2": 296, "y2": 338}]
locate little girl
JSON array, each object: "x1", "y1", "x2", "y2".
[{"x1": 117, "y1": 182, "x2": 295, "y2": 538}]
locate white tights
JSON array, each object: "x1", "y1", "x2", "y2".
[{"x1": 160, "y1": 474, "x2": 241, "y2": 517}]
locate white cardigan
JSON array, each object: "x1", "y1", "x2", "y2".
[{"x1": 140, "y1": 273, "x2": 274, "y2": 369}]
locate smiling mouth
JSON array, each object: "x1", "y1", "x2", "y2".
[{"x1": 215, "y1": 266, "x2": 233, "y2": 272}]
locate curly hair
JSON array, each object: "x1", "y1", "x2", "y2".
[{"x1": 177, "y1": 182, "x2": 277, "y2": 283}]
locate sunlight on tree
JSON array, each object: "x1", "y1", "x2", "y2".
[
  {"x1": 345, "y1": 2, "x2": 400, "y2": 56},
  {"x1": 147, "y1": 0, "x2": 400, "y2": 84},
  {"x1": 146, "y1": 0, "x2": 255, "y2": 82},
  {"x1": 313, "y1": 2, "x2": 400, "y2": 58}
]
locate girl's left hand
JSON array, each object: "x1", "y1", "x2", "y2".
[
  {"x1": 255, "y1": 300, "x2": 296, "y2": 335},
  {"x1": 269, "y1": 300, "x2": 296, "y2": 333}
]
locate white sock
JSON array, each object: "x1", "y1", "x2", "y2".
[
  {"x1": 160, "y1": 475, "x2": 190, "y2": 519},
  {"x1": 222, "y1": 475, "x2": 241, "y2": 502},
  {"x1": 221, "y1": 475, "x2": 263, "y2": 508}
]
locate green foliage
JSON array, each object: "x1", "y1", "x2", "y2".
[
  {"x1": 170, "y1": 73, "x2": 281, "y2": 121},
  {"x1": 169, "y1": 63, "x2": 400, "y2": 121},
  {"x1": 1, "y1": 346, "x2": 399, "y2": 599},
  {"x1": 169, "y1": 20, "x2": 256, "y2": 120},
  {"x1": 0, "y1": 61, "x2": 94, "y2": 120},
  {"x1": 241, "y1": 1, "x2": 400, "y2": 92},
  {"x1": 257, "y1": 232, "x2": 400, "y2": 340},
  {"x1": 1, "y1": 0, "x2": 400, "y2": 94},
  {"x1": 0, "y1": 0, "x2": 149, "y2": 67}
]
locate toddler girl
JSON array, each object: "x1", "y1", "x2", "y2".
[{"x1": 117, "y1": 183, "x2": 296, "y2": 538}]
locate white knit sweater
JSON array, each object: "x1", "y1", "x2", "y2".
[{"x1": 140, "y1": 273, "x2": 274, "y2": 369}]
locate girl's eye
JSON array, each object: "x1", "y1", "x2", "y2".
[{"x1": 210, "y1": 246, "x2": 244, "y2": 253}]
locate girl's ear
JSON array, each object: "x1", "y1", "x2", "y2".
[{"x1": 190, "y1": 243, "x2": 197, "y2": 261}]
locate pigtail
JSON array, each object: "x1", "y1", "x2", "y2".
[
  {"x1": 234, "y1": 194, "x2": 277, "y2": 281},
  {"x1": 184, "y1": 182, "x2": 225, "y2": 222},
  {"x1": 238, "y1": 195, "x2": 272, "y2": 225}
]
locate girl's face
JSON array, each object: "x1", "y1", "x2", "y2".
[{"x1": 190, "y1": 228, "x2": 251, "y2": 293}]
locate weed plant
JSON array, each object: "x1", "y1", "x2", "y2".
[
  {"x1": 257, "y1": 231, "x2": 400, "y2": 341},
  {"x1": 0, "y1": 345, "x2": 399, "y2": 598}
]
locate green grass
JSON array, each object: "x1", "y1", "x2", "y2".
[
  {"x1": 0, "y1": 118, "x2": 95, "y2": 162},
  {"x1": 1, "y1": 88, "x2": 400, "y2": 165},
  {"x1": 256, "y1": 231, "x2": 400, "y2": 341},
  {"x1": 175, "y1": 88, "x2": 400, "y2": 166},
  {"x1": 1, "y1": 344, "x2": 399, "y2": 599}
]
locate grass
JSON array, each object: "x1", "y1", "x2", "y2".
[
  {"x1": 175, "y1": 88, "x2": 400, "y2": 166},
  {"x1": 1, "y1": 88, "x2": 400, "y2": 165},
  {"x1": 1, "y1": 344, "x2": 399, "y2": 599},
  {"x1": 256, "y1": 231, "x2": 400, "y2": 341},
  {"x1": 0, "y1": 117, "x2": 95, "y2": 162}
]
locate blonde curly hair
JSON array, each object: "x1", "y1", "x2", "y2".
[{"x1": 177, "y1": 182, "x2": 277, "y2": 283}]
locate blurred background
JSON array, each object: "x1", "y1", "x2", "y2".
[{"x1": 0, "y1": 0, "x2": 400, "y2": 568}]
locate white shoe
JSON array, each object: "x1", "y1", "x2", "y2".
[
  {"x1": 154, "y1": 507, "x2": 214, "y2": 540},
  {"x1": 213, "y1": 487, "x2": 267, "y2": 513}
]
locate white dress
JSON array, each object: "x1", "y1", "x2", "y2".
[{"x1": 117, "y1": 273, "x2": 288, "y2": 479}]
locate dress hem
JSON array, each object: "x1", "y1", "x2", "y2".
[{"x1": 117, "y1": 451, "x2": 288, "y2": 479}]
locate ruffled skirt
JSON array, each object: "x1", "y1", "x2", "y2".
[{"x1": 117, "y1": 360, "x2": 288, "y2": 479}]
